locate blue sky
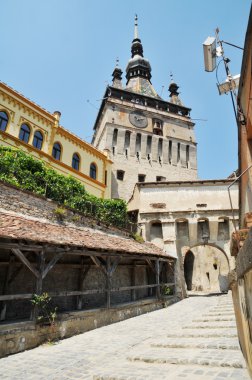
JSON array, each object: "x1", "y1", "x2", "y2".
[{"x1": 1, "y1": 0, "x2": 251, "y2": 179}]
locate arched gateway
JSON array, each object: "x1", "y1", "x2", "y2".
[{"x1": 183, "y1": 244, "x2": 230, "y2": 293}]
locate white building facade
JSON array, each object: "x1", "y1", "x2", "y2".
[{"x1": 128, "y1": 179, "x2": 239, "y2": 293}]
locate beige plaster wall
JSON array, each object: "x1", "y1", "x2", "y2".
[{"x1": 93, "y1": 98, "x2": 197, "y2": 201}]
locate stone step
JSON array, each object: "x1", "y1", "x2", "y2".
[
  {"x1": 127, "y1": 346, "x2": 246, "y2": 368},
  {"x1": 167, "y1": 329, "x2": 238, "y2": 338},
  {"x1": 183, "y1": 324, "x2": 237, "y2": 329},
  {"x1": 203, "y1": 312, "x2": 235, "y2": 317},
  {"x1": 192, "y1": 317, "x2": 235, "y2": 322},
  {"x1": 93, "y1": 363, "x2": 250, "y2": 380},
  {"x1": 149, "y1": 336, "x2": 240, "y2": 350}
]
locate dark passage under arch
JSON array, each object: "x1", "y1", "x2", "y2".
[{"x1": 184, "y1": 250, "x2": 194, "y2": 290}]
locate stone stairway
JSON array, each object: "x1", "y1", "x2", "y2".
[
  {"x1": 94, "y1": 294, "x2": 249, "y2": 380},
  {"x1": 0, "y1": 293, "x2": 250, "y2": 380}
]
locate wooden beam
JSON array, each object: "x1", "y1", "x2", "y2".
[
  {"x1": 107, "y1": 257, "x2": 111, "y2": 308},
  {"x1": 0, "y1": 283, "x2": 175, "y2": 302},
  {"x1": 155, "y1": 259, "x2": 160, "y2": 299},
  {"x1": 109, "y1": 256, "x2": 121, "y2": 276},
  {"x1": 11, "y1": 249, "x2": 39, "y2": 278},
  {"x1": 146, "y1": 258, "x2": 156, "y2": 275},
  {"x1": 0, "y1": 255, "x2": 14, "y2": 321},
  {"x1": 0, "y1": 242, "x2": 43, "y2": 251},
  {"x1": 110, "y1": 284, "x2": 159, "y2": 292},
  {"x1": 131, "y1": 262, "x2": 136, "y2": 301},
  {"x1": 90, "y1": 256, "x2": 107, "y2": 276},
  {"x1": 77, "y1": 259, "x2": 91, "y2": 310},
  {"x1": 31, "y1": 252, "x2": 45, "y2": 321},
  {"x1": 42, "y1": 252, "x2": 65, "y2": 279}
]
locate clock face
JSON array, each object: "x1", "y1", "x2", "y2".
[{"x1": 129, "y1": 111, "x2": 148, "y2": 128}]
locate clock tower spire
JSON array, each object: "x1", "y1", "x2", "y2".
[{"x1": 126, "y1": 15, "x2": 152, "y2": 85}]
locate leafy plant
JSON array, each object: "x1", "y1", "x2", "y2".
[
  {"x1": 53, "y1": 207, "x2": 67, "y2": 221},
  {"x1": 131, "y1": 233, "x2": 144, "y2": 243},
  {"x1": 162, "y1": 285, "x2": 173, "y2": 296},
  {"x1": 0, "y1": 147, "x2": 129, "y2": 229},
  {"x1": 31, "y1": 293, "x2": 57, "y2": 325}
]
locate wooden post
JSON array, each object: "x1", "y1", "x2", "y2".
[
  {"x1": 31, "y1": 251, "x2": 45, "y2": 321},
  {"x1": 131, "y1": 262, "x2": 136, "y2": 301},
  {"x1": 0, "y1": 255, "x2": 14, "y2": 321},
  {"x1": 77, "y1": 259, "x2": 91, "y2": 310},
  {"x1": 106, "y1": 257, "x2": 111, "y2": 309},
  {"x1": 155, "y1": 259, "x2": 160, "y2": 299}
]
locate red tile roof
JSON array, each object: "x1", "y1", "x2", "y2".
[{"x1": 0, "y1": 211, "x2": 173, "y2": 259}]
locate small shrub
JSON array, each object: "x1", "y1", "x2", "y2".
[
  {"x1": 162, "y1": 285, "x2": 173, "y2": 296},
  {"x1": 31, "y1": 293, "x2": 57, "y2": 325},
  {"x1": 53, "y1": 207, "x2": 67, "y2": 221},
  {"x1": 131, "y1": 233, "x2": 144, "y2": 243}
]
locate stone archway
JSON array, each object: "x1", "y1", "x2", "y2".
[
  {"x1": 184, "y1": 250, "x2": 195, "y2": 291},
  {"x1": 183, "y1": 244, "x2": 230, "y2": 293}
]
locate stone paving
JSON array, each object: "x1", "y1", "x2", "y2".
[{"x1": 0, "y1": 292, "x2": 250, "y2": 380}]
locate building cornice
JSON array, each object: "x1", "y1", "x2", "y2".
[
  {"x1": 0, "y1": 81, "x2": 55, "y2": 122},
  {"x1": 93, "y1": 85, "x2": 193, "y2": 133},
  {"x1": 137, "y1": 179, "x2": 237, "y2": 188}
]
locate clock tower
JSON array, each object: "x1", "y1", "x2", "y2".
[{"x1": 92, "y1": 16, "x2": 197, "y2": 201}]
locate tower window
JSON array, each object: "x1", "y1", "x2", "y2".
[
  {"x1": 117, "y1": 170, "x2": 125, "y2": 181},
  {"x1": 135, "y1": 133, "x2": 141, "y2": 155},
  {"x1": 32, "y1": 130, "x2": 43, "y2": 150},
  {"x1": 177, "y1": 143, "x2": 181, "y2": 163},
  {"x1": 217, "y1": 218, "x2": 230, "y2": 240},
  {"x1": 156, "y1": 176, "x2": 166, "y2": 181},
  {"x1": 90, "y1": 163, "x2": 97, "y2": 180},
  {"x1": 168, "y1": 140, "x2": 172, "y2": 164},
  {"x1": 138, "y1": 174, "x2": 146, "y2": 182},
  {"x1": 186, "y1": 145, "x2": 190, "y2": 167},
  {"x1": 197, "y1": 219, "x2": 210, "y2": 241},
  {"x1": 0, "y1": 111, "x2": 9, "y2": 132},
  {"x1": 52, "y1": 142, "x2": 62, "y2": 160},
  {"x1": 72, "y1": 153, "x2": 80, "y2": 171},
  {"x1": 112, "y1": 128, "x2": 118, "y2": 147},
  {"x1": 153, "y1": 119, "x2": 163, "y2": 136},
  {"x1": 146, "y1": 135, "x2": 152, "y2": 155},
  {"x1": 158, "y1": 138, "x2": 163, "y2": 160},
  {"x1": 19, "y1": 123, "x2": 30, "y2": 143},
  {"x1": 124, "y1": 130, "x2": 131, "y2": 153}
]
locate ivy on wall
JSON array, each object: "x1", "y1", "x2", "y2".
[{"x1": 0, "y1": 147, "x2": 128, "y2": 228}]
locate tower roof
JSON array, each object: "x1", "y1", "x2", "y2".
[
  {"x1": 112, "y1": 58, "x2": 123, "y2": 88},
  {"x1": 168, "y1": 78, "x2": 184, "y2": 106},
  {"x1": 125, "y1": 15, "x2": 159, "y2": 98}
]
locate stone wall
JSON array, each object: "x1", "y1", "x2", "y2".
[
  {"x1": 107, "y1": 123, "x2": 197, "y2": 201},
  {"x1": 230, "y1": 229, "x2": 252, "y2": 378},
  {"x1": 0, "y1": 297, "x2": 178, "y2": 358},
  {"x1": 0, "y1": 180, "x2": 128, "y2": 237}
]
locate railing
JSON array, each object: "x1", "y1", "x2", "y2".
[{"x1": 0, "y1": 282, "x2": 175, "y2": 302}]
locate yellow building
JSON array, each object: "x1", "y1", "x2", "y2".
[{"x1": 0, "y1": 81, "x2": 112, "y2": 199}]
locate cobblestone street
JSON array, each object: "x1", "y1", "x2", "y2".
[{"x1": 0, "y1": 292, "x2": 249, "y2": 380}]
